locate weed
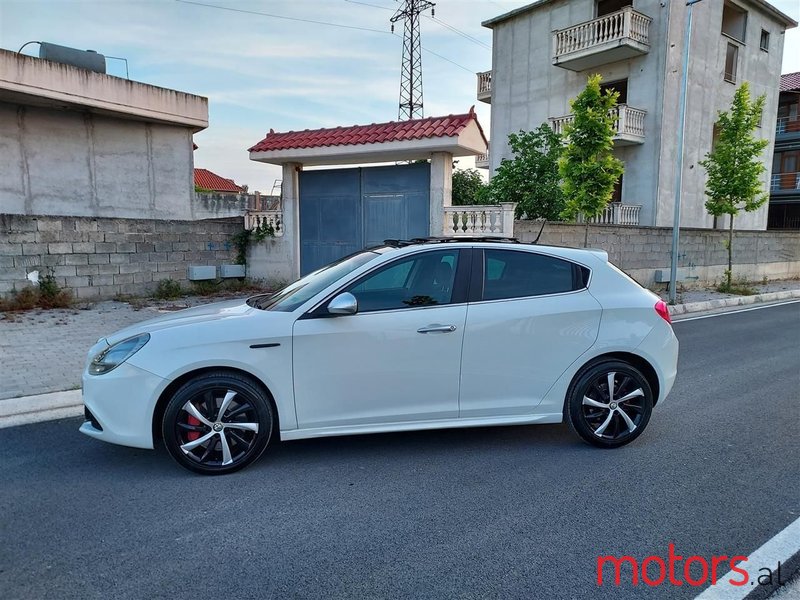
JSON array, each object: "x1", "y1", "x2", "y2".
[{"x1": 154, "y1": 279, "x2": 183, "y2": 300}]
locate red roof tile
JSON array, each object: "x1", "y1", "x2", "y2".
[
  {"x1": 194, "y1": 168, "x2": 243, "y2": 193},
  {"x1": 780, "y1": 72, "x2": 800, "y2": 92},
  {"x1": 248, "y1": 108, "x2": 487, "y2": 153}
]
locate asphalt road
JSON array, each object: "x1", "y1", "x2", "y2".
[{"x1": 1, "y1": 302, "x2": 798, "y2": 600}]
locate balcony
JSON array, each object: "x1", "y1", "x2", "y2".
[
  {"x1": 475, "y1": 150, "x2": 489, "y2": 169},
  {"x1": 771, "y1": 172, "x2": 800, "y2": 194},
  {"x1": 776, "y1": 115, "x2": 800, "y2": 137},
  {"x1": 552, "y1": 7, "x2": 651, "y2": 72},
  {"x1": 578, "y1": 203, "x2": 642, "y2": 226},
  {"x1": 549, "y1": 104, "x2": 646, "y2": 146},
  {"x1": 476, "y1": 70, "x2": 492, "y2": 103},
  {"x1": 444, "y1": 203, "x2": 516, "y2": 237}
]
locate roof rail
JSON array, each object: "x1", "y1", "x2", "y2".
[{"x1": 383, "y1": 236, "x2": 521, "y2": 247}]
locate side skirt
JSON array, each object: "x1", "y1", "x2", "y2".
[{"x1": 280, "y1": 413, "x2": 564, "y2": 441}]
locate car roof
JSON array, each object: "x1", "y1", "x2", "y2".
[{"x1": 378, "y1": 237, "x2": 608, "y2": 265}]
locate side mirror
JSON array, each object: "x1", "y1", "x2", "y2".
[{"x1": 327, "y1": 292, "x2": 358, "y2": 315}]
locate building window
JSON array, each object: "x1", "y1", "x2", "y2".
[
  {"x1": 601, "y1": 79, "x2": 628, "y2": 104},
  {"x1": 724, "y1": 43, "x2": 738, "y2": 83},
  {"x1": 760, "y1": 29, "x2": 770, "y2": 51},
  {"x1": 721, "y1": 2, "x2": 747, "y2": 43},
  {"x1": 596, "y1": 0, "x2": 632, "y2": 17}
]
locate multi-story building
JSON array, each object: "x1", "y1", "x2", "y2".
[
  {"x1": 479, "y1": 0, "x2": 796, "y2": 230},
  {"x1": 768, "y1": 71, "x2": 800, "y2": 229}
]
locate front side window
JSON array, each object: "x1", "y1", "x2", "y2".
[
  {"x1": 481, "y1": 250, "x2": 588, "y2": 301},
  {"x1": 249, "y1": 249, "x2": 386, "y2": 312},
  {"x1": 346, "y1": 250, "x2": 459, "y2": 312},
  {"x1": 721, "y1": 2, "x2": 747, "y2": 43}
]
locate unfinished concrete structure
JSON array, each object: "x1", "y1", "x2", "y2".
[
  {"x1": 480, "y1": 0, "x2": 797, "y2": 230},
  {"x1": 0, "y1": 48, "x2": 207, "y2": 220}
]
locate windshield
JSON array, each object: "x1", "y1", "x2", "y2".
[{"x1": 247, "y1": 249, "x2": 388, "y2": 312}]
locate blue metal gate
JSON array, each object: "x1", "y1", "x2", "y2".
[{"x1": 299, "y1": 163, "x2": 430, "y2": 274}]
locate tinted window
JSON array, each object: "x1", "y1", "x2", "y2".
[
  {"x1": 481, "y1": 250, "x2": 586, "y2": 301},
  {"x1": 347, "y1": 250, "x2": 459, "y2": 312}
]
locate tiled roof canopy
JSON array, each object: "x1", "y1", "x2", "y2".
[
  {"x1": 249, "y1": 110, "x2": 487, "y2": 153},
  {"x1": 194, "y1": 168, "x2": 243, "y2": 193},
  {"x1": 780, "y1": 72, "x2": 800, "y2": 92}
]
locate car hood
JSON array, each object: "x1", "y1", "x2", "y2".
[{"x1": 104, "y1": 298, "x2": 262, "y2": 345}]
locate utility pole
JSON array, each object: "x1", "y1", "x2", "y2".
[
  {"x1": 669, "y1": 0, "x2": 702, "y2": 304},
  {"x1": 391, "y1": 0, "x2": 435, "y2": 120}
]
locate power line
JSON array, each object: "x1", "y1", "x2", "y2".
[
  {"x1": 345, "y1": 0, "x2": 490, "y2": 50},
  {"x1": 174, "y1": 0, "x2": 475, "y2": 73}
]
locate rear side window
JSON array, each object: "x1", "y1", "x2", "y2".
[{"x1": 481, "y1": 249, "x2": 589, "y2": 301}]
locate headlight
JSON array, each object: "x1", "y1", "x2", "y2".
[{"x1": 89, "y1": 333, "x2": 150, "y2": 375}]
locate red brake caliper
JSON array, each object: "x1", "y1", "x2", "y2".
[{"x1": 187, "y1": 414, "x2": 201, "y2": 441}]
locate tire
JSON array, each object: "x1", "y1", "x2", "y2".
[
  {"x1": 565, "y1": 360, "x2": 653, "y2": 449},
  {"x1": 162, "y1": 371, "x2": 274, "y2": 475}
]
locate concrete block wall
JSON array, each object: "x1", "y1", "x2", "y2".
[
  {"x1": 516, "y1": 222, "x2": 800, "y2": 287},
  {"x1": 0, "y1": 214, "x2": 243, "y2": 299}
]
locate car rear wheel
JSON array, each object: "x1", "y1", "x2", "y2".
[
  {"x1": 162, "y1": 371, "x2": 274, "y2": 475},
  {"x1": 566, "y1": 360, "x2": 653, "y2": 448}
]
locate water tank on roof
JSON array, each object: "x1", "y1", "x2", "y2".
[{"x1": 39, "y1": 42, "x2": 106, "y2": 74}]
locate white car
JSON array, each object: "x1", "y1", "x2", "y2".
[{"x1": 80, "y1": 238, "x2": 678, "y2": 474}]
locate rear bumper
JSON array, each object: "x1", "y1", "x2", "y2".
[
  {"x1": 636, "y1": 323, "x2": 679, "y2": 405},
  {"x1": 79, "y1": 362, "x2": 168, "y2": 449}
]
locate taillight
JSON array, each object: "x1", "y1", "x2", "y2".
[{"x1": 655, "y1": 300, "x2": 671, "y2": 324}]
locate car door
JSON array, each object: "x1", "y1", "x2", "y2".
[
  {"x1": 292, "y1": 248, "x2": 470, "y2": 430},
  {"x1": 459, "y1": 248, "x2": 602, "y2": 418}
]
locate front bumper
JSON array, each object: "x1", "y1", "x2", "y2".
[{"x1": 79, "y1": 362, "x2": 168, "y2": 450}]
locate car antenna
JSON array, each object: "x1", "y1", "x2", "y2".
[{"x1": 532, "y1": 220, "x2": 547, "y2": 244}]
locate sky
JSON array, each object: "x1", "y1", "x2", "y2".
[{"x1": 2, "y1": 0, "x2": 799, "y2": 194}]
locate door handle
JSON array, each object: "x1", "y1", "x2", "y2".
[{"x1": 417, "y1": 324, "x2": 456, "y2": 334}]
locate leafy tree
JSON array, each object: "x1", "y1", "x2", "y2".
[
  {"x1": 451, "y1": 167, "x2": 488, "y2": 206},
  {"x1": 699, "y1": 82, "x2": 768, "y2": 291},
  {"x1": 480, "y1": 125, "x2": 565, "y2": 220},
  {"x1": 559, "y1": 74, "x2": 624, "y2": 247}
]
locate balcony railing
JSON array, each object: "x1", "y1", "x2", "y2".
[
  {"x1": 244, "y1": 209, "x2": 284, "y2": 236},
  {"x1": 444, "y1": 203, "x2": 516, "y2": 237},
  {"x1": 476, "y1": 70, "x2": 492, "y2": 103},
  {"x1": 776, "y1": 115, "x2": 800, "y2": 135},
  {"x1": 771, "y1": 172, "x2": 800, "y2": 193},
  {"x1": 475, "y1": 150, "x2": 489, "y2": 169},
  {"x1": 550, "y1": 104, "x2": 646, "y2": 145},
  {"x1": 578, "y1": 204, "x2": 642, "y2": 226},
  {"x1": 553, "y1": 7, "x2": 651, "y2": 71}
]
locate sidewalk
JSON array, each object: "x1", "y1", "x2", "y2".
[{"x1": 1, "y1": 281, "x2": 799, "y2": 427}]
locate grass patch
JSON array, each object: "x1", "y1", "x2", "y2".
[
  {"x1": 153, "y1": 279, "x2": 183, "y2": 300},
  {"x1": 716, "y1": 281, "x2": 756, "y2": 295},
  {"x1": 0, "y1": 275, "x2": 73, "y2": 312}
]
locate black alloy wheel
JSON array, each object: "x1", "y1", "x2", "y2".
[
  {"x1": 162, "y1": 371, "x2": 274, "y2": 475},
  {"x1": 566, "y1": 360, "x2": 654, "y2": 448}
]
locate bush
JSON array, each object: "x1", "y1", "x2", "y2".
[
  {"x1": 154, "y1": 279, "x2": 183, "y2": 300},
  {"x1": 0, "y1": 275, "x2": 73, "y2": 312}
]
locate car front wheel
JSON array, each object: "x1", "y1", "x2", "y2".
[
  {"x1": 566, "y1": 360, "x2": 654, "y2": 448},
  {"x1": 162, "y1": 371, "x2": 274, "y2": 475}
]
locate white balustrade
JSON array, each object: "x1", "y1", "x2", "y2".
[
  {"x1": 553, "y1": 7, "x2": 651, "y2": 59},
  {"x1": 550, "y1": 104, "x2": 646, "y2": 141},
  {"x1": 771, "y1": 172, "x2": 800, "y2": 192},
  {"x1": 579, "y1": 204, "x2": 642, "y2": 226},
  {"x1": 476, "y1": 70, "x2": 492, "y2": 101},
  {"x1": 244, "y1": 210, "x2": 284, "y2": 237},
  {"x1": 444, "y1": 203, "x2": 517, "y2": 237}
]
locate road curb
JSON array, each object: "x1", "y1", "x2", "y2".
[
  {"x1": 669, "y1": 289, "x2": 800, "y2": 316},
  {"x1": 0, "y1": 389, "x2": 82, "y2": 429}
]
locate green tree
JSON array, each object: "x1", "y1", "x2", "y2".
[
  {"x1": 559, "y1": 74, "x2": 624, "y2": 247},
  {"x1": 451, "y1": 167, "x2": 488, "y2": 206},
  {"x1": 699, "y1": 82, "x2": 768, "y2": 291},
  {"x1": 480, "y1": 125, "x2": 565, "y2": 220}
]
